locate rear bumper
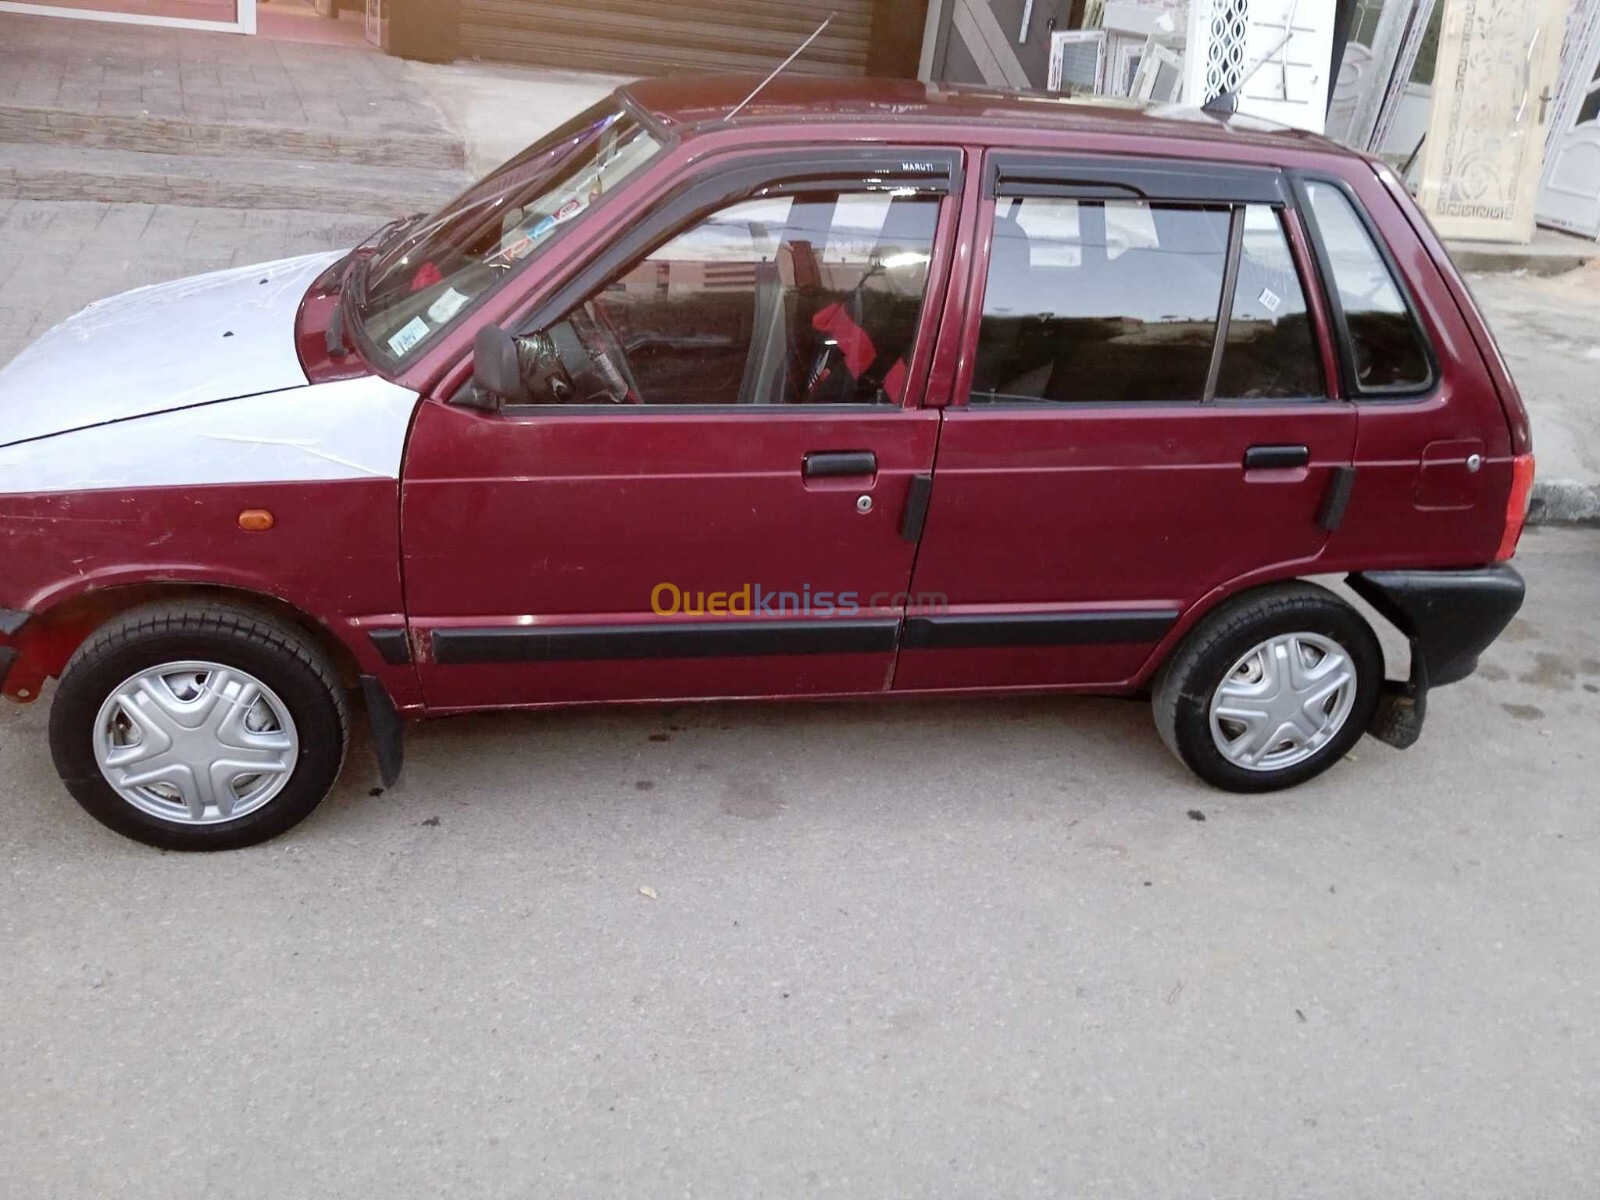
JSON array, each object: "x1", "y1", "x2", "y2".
[
  {"x1": 1348, "y1": 565, "x2": 1525, "y2": 687},
  {"x1": 1347, "y1": 564, "x2": 1525, "y2": 747}
]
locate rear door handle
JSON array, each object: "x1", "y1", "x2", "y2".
[
  {"x1": 803, "y1": 451, "x2": 877, "y2": 478},
  {"x1": 1243, "y1": 444, "x2": 1310, "y2": 470}
]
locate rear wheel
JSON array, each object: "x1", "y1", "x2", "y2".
[
  {"x1": 1153, "y1": 585, "x2": 1382, "y2": 793},
  {"x1": 49, "y1": 603, "x2": 348, "y2": 850}
]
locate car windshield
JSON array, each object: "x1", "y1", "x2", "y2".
[{"x1": 353, "y1": 100, "x2": 663, "y2": 368}]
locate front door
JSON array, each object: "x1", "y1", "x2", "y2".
[
  {"x1": 402, "y1": 154, "x2": 959, "y2": 710},
  {"x1": 897, "y1": 154, "x2": 1358, "y2": 693}
]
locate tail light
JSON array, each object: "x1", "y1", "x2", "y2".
[{"x1": 1495, "y1": 453, "x2": 1536, "y2": 561}]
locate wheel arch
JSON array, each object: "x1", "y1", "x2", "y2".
[{"x1": 1132, "y1": 570, "x2": 1404, "y2": 692}]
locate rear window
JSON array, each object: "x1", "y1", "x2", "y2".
[{"x1": 1301, "y1": 181, "x2": 1431, "y2": 392}]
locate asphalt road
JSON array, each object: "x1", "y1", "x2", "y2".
[{"x1": 2, "y1": 528, "x2": 1597, "y2": 1199}]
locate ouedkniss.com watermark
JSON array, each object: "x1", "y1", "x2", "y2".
[{"x1": 651, "y1": 583, "x2": 948, "y2": 617}]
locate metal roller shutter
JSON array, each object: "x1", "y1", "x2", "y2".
[{"x1": 460, "y1": 0, "x2": 877, "y2": 77}]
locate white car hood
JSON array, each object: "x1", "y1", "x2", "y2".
[{"x1": 0, "y1": 250, "x2": 343, "y2": 450}]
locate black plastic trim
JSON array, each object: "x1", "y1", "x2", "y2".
[
  {"x1": 1243, "y1": 443, "x2": 1311, "y2": 470},
  {"x1": 1318, "y1": 464, "x2": 1357, "y2": 531},
  {"x1": 360, "y1": 675, "x2": 405, "y2": 788},
  {"x1": 902, "y1": 610, "x2": 1179, "y2": 650},
  {"x1": 431, "y1": 619, "x2": 900, "y2": 664},
  {"x1": 367, "y1": 628, "x2": 411, "y2": 666},
  {"x1": 901, "y1": 472, "x2": 933, "y2": 542},
  {"x1": 0, "y1": 608, "x2": 29, "y2": 637},
  {"x1": 987, "y1": 154, "x2": 1289, "y2": 205},
  {"x1": 0, "y1": 645, "x2": 16, "y2": 692},
  {"x1": 1202, "y1": 206, "x2": 1246, "y2": 403},
  {"x1": 1347, "y1": 564, "x2": 1525, "y2": 689}
]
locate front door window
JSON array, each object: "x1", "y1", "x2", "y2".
[{"x1": 509, "y1": 190, "x2": 941, "y2": 407}]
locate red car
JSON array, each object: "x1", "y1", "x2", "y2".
[{"x1": 0, "y1": 78, "x2": 1533, "y2": 850}]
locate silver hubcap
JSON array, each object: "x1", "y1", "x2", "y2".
[
  {"x1": 1209, "y1": 633, "x2": 1357, "y2": 772},
  {"x1": 93, "y1": 661, "x2": 299, "y2": 825}
]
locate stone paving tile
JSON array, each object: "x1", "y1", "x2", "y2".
[
  {"x1": 0, "y1": 200, "x2": 375, "y2": 367},
  {"x1": 0, "y1": 11, "x2": 456, "y2": 141}
]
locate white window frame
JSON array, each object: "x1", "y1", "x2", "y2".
[
  {"x1": 0, "y1": 0, "x2": 255, "y2": 34},
  {"x1": 1047, "y1": 29, "x2": 1107, "y2": 93}
]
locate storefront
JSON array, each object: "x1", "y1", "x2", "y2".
[
  {"x1": 0, "y1": 0, "x2": 926, "y2": 79},
  {"x1": 457, "y1": 0, "x2": 883, "y2": 78}
]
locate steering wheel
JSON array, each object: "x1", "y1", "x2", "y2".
[{"x1": 579, "y1": 300, "x2": 644, "y2": 403}]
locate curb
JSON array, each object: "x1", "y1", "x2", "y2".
[
  {"x1": 1528, "y1": 478, "x2": 1600, "y2": 526},
  {"x1": 0, "y1": 104, "x2": 467, "y2": 172},
  {"x1": 1449, "y1": 246, "x2": 1595, "y2": 276}
]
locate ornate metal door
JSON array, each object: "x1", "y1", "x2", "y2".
[
  {"x1": 1538, "y1": 0, "x2": 1600, "y2": 238},
  {"x1": 1416, "y1": 0, "x2": 1569, "y2": 243}
]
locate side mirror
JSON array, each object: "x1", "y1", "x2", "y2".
[{"x1": 469, "y1": 324, "x2": 528, "y2": 408}]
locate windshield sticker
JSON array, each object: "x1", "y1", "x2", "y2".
[
  {"x1": 426, "y1": 287, "x2": 471, "y2": 323},
  {"x1": 387, "y1": 316, "x2": 431, "y2": 356},
  {"x1": 1257, "y1": 287, "x2": 1282, "y2": 313},
  {"x1": 499, "y1": 194, "x2": 595, "y2": 263}
]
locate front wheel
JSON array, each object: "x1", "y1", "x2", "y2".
[
  {"x1": 49, "y1": 603, "x2": 349, "y2": 850},
  {"x1": 1152, "y1": 585, "x2": 1383, "y2": 793}
]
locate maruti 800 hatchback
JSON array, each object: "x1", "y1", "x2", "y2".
[{"x1": 0, "y1": 78, "x2": 1533, "y2": 849}]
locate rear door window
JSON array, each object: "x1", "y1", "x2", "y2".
[
  {"x1": 1300, "y1": 180, "x2": 1431, "y2": 392},
  {"x1": 1214, "y1": 205, "x2": 1322, "y2": 400},
  {"x1": 972, "y1": 198, "x2": 1230, "y2": 404}
]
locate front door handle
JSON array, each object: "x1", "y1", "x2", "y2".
[
  {"x1": 1243, "y1": 444, "x2": 1310, "y2": 470},
  {"x1": 803, "y1": 451, "x2": 877, "y2": 478}
]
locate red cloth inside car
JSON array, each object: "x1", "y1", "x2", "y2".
[{"x1": 810, "y1": 302, "x2": 908, "y2": 402}]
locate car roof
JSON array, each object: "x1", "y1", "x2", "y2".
[{"x1": 622, "y1": 74, "x2": 1355, "y2": 159}]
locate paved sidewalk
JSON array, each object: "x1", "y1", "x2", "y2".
[
  {"x1": 1469, "y1": 262, "x2": 1600, "y2": 521},
  {"x1": 0, "y1": 200, "x2": 373, "y2": 365},
  {"x1": 402, "y1": 58, "x2": 632, "y2": 175},
  {"x1": 0, "y1": 11, "x2": 456, "y2": 143}
]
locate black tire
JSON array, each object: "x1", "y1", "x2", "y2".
[
  {"x1": 1152, "y1": 584, "x2": 1382, "y2": 793},
  {"x1": 49, "y1": 602, "x2": 349, "y2": 850}
]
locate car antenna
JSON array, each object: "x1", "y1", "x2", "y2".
[{"x1": 724, "y1": 13, "x2": 835, "y2": 122}]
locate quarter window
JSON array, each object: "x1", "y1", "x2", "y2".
[
  {"x1": 971, "y1": 198, "x2": 1230, "y2": 404},
  {"x1": 1302, "y1": 180, "x2": 1431, "y2": 391},
  {"x1": 513, "y1": 190, "x2": 940, "y2": 406}
]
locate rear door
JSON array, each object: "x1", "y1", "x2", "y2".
[{"x1": 897, "y1": 153, "x2": 1358, "y2": 692}]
